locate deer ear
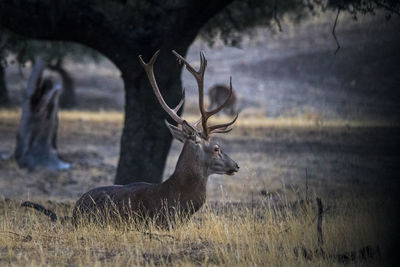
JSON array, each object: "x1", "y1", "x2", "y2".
[
  {"x1": 181, "y1": 121, "x2": 198, "y2": 139},
  {"x1": 165, "y1": 120, "x2": 186, "y2": 143}
]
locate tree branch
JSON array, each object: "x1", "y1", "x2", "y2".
[
  {"x1": 170, "y1": 0, "x2": 235, "y2": 44},
  {"x1": 274, "y1": 0, "x2": 283, "y2": 32},
  {"x1": 373, "y1": 0, "x2": 400, "y2": 16},
  {"x1": 0, "y1": 0, "x2": 135, "y2": 69},
  {"x1": 332, "y1": 8, "x2": 341, "y2": 55}
]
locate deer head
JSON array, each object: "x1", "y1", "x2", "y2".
[
  {"x1": 166, "y1": 120, "x2": 239, "y2": 177},
  {"x1": 138, "y1": 50, "x2": 239, "y2": 179}
]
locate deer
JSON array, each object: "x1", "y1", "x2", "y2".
[
  {"x1": 208, "y1": 84, "x2": 237, "y2": 116},
  {"x1": 22, "y1": 50, "x2": 239, "y2": 228}
]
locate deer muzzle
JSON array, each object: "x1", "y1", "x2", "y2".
[{"x1": 226, "y1": 162, "x2": 239, "y2": 176}]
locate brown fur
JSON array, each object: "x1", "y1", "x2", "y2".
[{"x1": 72, "y1": 135, "x2": 237, "y2": 227}]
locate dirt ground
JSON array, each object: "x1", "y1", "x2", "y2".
[{"x1": 0, "y1": 112, "x2": 399, "y2": 203}]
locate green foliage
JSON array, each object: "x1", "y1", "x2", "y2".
[
  {"x1": 200, "y1": 0, "x2": 307, "y2": 46},
  {"x1": 1, "y1": 0, "x2": 398, "y2": 55},
  {"x1": 0, "y1": 27, "x2": 102, "y2": 68},
  {"x1": 199, "y1": 0, "x2": 399, "y2": 46},
  {"x1": 0, "y1": 0, "x2": 398, "y2": 66}
]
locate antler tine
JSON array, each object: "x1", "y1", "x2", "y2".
[
  {"x1": 173, "y1": 87, "x2": 185, "y2": 112},
  {"x1": 172, "y1": 50, "x2": 210, "y2": 137},
  {"x1": 171, "y1": 50, "x2": 238, "y2": 139},
  {"x1": 139, "y1": 50, "x2": 184, "y2": 124},
  {"x1": 193, "y1": 117, "x2": 202, "y2": 127},
  {"x1": 208, "y1": 113, "x2": 239, "y2": 133},
  {"x1": 197, "y1": 51, "x2": 209, "y2": 137},
  {"x1": 172, "y1": 50, "x2": 206, "y2": 80},
  {"x1": 210, "y1": 127, "x2": 233, "y2": 134}
]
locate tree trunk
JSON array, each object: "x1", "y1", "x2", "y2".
[
  {"x1": 15, "y1": 59, "x2": 70, "y2": 171},
  {"x1": 115, "y1": 50, "x2": 186, "y2": 184},
  {"x1": 0, "y1": 63, "x2": 10, "y2": 106},
  {"x1": 48, "y1": 62, "x2": 77, "y2": 109}
]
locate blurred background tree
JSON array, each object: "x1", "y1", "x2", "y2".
[
  {"x1": 0, "y1": 0, "x2": 398, "y2": 184},
  {"x1": 0, "y1": 28, "x2": 102, "y2": 108}
]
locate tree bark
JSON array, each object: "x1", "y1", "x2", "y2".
[
  {"x1": 48, "y1": 62, "x2": 77, "y2": 109},
  {"x1": 15, "y1": 59, "x2": 70, "y2": 171},
  {"x1": 115, "y1": 50, "x2": 186, "y2": 184},
  {"x1": 0, "y1": 63, "x2": 10, "y2": 106}
]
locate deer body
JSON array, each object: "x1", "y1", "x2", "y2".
[
  {"x1": 73, "y1": 144, "x2": 205, "y2": 225},
  {"x1": 73, "y1": 133, "x2": 238, "y2": 226},
  {"x1": 24, "y1": 50, "x2": 239, "y2": 227}
]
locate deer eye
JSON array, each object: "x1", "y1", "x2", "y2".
[{"x1": 213, "y1": 145, "x2": 220, "y2": 153}]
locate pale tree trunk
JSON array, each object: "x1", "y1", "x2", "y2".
[
  {"x1": 48, "y1": 60, "x2": 77, "y2": 109},
  {"x1": 15, "y1": 59, "x2": 70, "y2": 171}
]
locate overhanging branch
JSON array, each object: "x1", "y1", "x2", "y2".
[
  {"x1": 373, "y1": 0, "x2": 400, "y2": 16},
  {"x1": 0, "y1": 0, "x2": 136, "y2": 69},
  {"x1": 332, "y1": 8, "x2": 341, "y2": 55}
]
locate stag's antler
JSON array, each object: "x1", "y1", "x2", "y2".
[
  {"x1": 172, "y1": 50, "x2": 238, "y2": 139},
  {"x1": 138, "y1": 50, "x2": 185, "y2": 125},
  {"x1": 139, "y1": 50, "x2": 238, "y2": 140}
]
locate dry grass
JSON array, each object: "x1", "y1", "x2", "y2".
[
  {"x1": 0, "y1": 188, "x2": 395, "y2": 266},
  {"x1": 0, "y1": 109, "x2": 396, "y2": 128}
]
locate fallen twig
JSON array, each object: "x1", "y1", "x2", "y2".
[
  {"x1": 0, "y1": 231, "x2": 32, "y2": 242},
  {"x1": 138, "y1": 231, "x2": 175, "y2": 241}
]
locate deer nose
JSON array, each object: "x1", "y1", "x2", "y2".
[{"x1": 235, "y1": 163, "x2": 240, "y2": 170}]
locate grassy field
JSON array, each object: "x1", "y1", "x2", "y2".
[
  {"x1": 0, "y1": 191, "x2": 396, "y2": 266},
  {"x1": 0, "y1": 110, "x2": 399, "y2": 266}
]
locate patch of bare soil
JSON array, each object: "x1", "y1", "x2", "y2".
[{"x1": 0, "y1": 118, "x2": 122, "y2": 200}]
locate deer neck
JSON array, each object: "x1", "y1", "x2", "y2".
[{"x1": 165, "y1": 143, "x2": 208, "y2": 208}]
